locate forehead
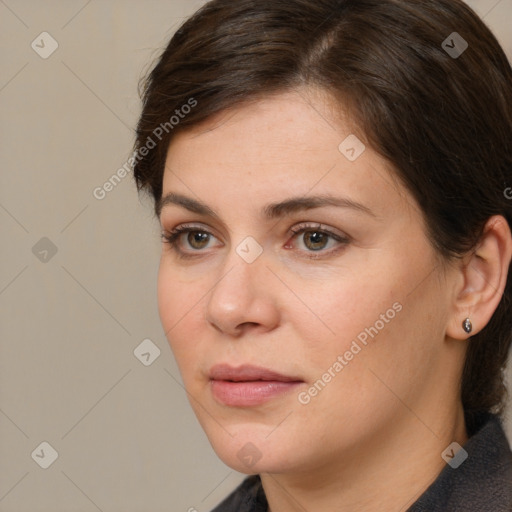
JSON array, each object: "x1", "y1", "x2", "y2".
[{"x1": 161, "y1": 90, "x2": 413, "y2": 221}]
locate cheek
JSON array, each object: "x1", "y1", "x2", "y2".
[
  {"x1": 294, "y1": 254, "x2": 441, "y2": 407},
  {"x1": 293, "y1": 272, "x2": 401, "y2": 361},
  {"x1": 313, "y1": 272, "x2": 445, "y2": 416},
  {"x1": 157, "y1": 263, "x2": 199, "y2": 350},
  {"x1": 157, "y1": 263, "x2": 177, "y2": 334}
]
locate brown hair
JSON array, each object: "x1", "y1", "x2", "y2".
[{"x1": 133, "y1": 0, "x2": 512, "y2": 428}]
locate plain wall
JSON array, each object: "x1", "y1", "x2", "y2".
[{"x1": 1, "y1": 1, "x2": 511, "y2": 510}]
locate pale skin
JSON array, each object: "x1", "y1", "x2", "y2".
[{"x1": 156, "y1": 89, "x2": 512, "y2": 512}]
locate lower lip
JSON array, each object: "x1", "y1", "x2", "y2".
[{"x1": 210, "y1": 380, "x2": 303, "y2": 406}]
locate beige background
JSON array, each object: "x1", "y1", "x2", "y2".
[{"x1": 0, "y1": 1, "x2": 511, "y2": 510}]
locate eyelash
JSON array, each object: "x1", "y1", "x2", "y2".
[{"x1": 161, "y1": 223, "x2": 350, "y2": 261}]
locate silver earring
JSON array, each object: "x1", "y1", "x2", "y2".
[{"x1": 462, "y1": 318, "x2": 472, "y2": 334}]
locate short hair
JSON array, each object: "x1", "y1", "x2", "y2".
[{"x1": 133, "y1": 0, "x2": 512, "y2": 429}]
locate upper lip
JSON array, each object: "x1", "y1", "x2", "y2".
[{"x1": 209, "y1": 364, "x2": 303, "y2": 382}]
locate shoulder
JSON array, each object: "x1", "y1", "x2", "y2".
[
  {"x1": 408, "y1": 413, "x2": 512, "y2": 512},
  {"x1": 210, "y1": 474, "x2": 267, "y2": 512}
]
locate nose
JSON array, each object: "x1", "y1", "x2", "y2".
[{"x1": 204, "y1": 249, "x2": 280, "y2": 337}]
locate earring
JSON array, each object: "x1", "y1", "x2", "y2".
[{"x1": 462, "y1": 318, "x2": 472, "y2": 334}]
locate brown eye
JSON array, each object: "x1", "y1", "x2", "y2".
[
  {"x1": 302, "y1": 230, "x2": 330, "y2": 251},
  {"x1": 161, "y1": 225, "x2": 219, "y2": 258},
  {"x1": 186, "y1": 231, "x2": 210, "y2": 249},
  {"x1": 288, "y1": 223, "x2": 350, "y2": 260}
]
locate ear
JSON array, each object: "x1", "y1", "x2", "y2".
[{"x1": 446, "y1": 215, "x2": 512, "y2": 340}]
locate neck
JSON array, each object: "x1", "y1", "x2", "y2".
[{"x1": 260, "y1": 403, "x2": 468, "y2": 512}]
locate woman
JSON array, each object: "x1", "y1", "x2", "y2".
[{"x1": 133, "y1": 0, "x2": 512, "y2": 510}]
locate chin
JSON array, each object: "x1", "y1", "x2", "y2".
[
  {"x1": 216, "y1": 447, "x2": 296, "y2": 475},
  {"x1": 203, "y1": 425, "x2": 303, "y2": 475}
]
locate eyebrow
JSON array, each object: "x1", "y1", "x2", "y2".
[{"x1": 157, "y1": 192, "x2": 376, "y2": 220}]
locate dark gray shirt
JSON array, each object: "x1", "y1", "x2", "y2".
[{"x1": 210, "y1": 413, "x2": 512, "y2": 511}]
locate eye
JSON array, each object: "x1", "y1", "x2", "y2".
[
  {"x1": 161, "y1": 224, "x2": 219, "y2": 258},
  {"x1": 287, "y1": 223, "x2": 350, "y2": 259}
]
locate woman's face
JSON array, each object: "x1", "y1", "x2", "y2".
[{"x1": 157, "y1": 90, "x2": 462, "y2": 475}]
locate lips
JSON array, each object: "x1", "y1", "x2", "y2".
[
  {"x1": 209, "y1": 364, "x2": 304, "y2": 407},
  {"x1": 209, "y1": 364, "x2": 302, "y2": 382}
]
